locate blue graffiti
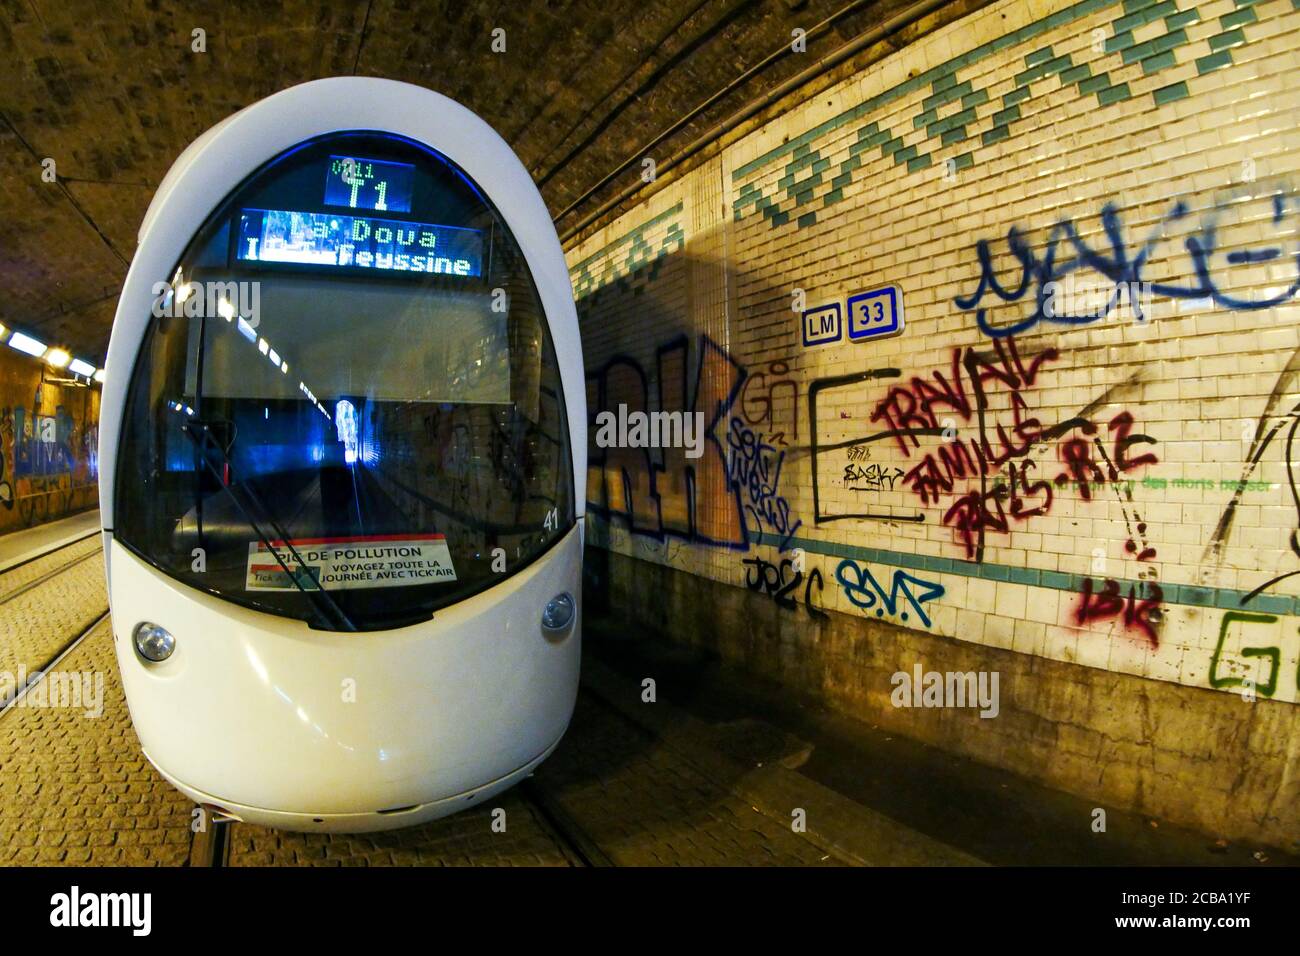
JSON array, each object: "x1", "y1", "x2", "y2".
[
  {"x1": 586, "y1": 334, "x2": 754, "y2": 549},
  {"x1": 834, "y1": 559, "x2": 945, "y2": 628},
  {"x1": 726, "y1": 416, "x2": 801, "y2": 550},
  {"x1": 12, "y1": 405, "x2": 76, "y2": 478},
  {"x1": 956, "y1": 189, "x2": 1300, "y2": 338}
]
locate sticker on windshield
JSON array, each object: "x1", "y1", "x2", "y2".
[{"x1": 245, "y1": 534, "x2": 457, "y2": 591}]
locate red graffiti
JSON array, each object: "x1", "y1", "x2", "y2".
[
  {"x1": 1054, "y1": 412, "x2": 1158, "y2": 501},
  {"x1": 870, "y1": 338, "x2": 1057, "y2": 457},
  {"x1": 943, "y1": 460, "x2": 1054, "y2": 559},
  {"x1": 1073, "y1": 577, "x2": 1163, "y2": 646},
  {"x1": 870, "y1": 339, "x2": 1159, "y2": 559}
]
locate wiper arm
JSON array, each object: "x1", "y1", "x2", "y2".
[{"x1": 181, "y1": 419, "x2": 357, "y2": 632}]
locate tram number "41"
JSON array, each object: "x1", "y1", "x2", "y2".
[{"x1": 543, "y1": 508, "x2": 558, "y2": 531}]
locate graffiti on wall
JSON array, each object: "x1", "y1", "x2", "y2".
[
  {"x1": 0, "y1": 388, "x2": 100, "y2": 529},
  {"x1": 956, "y1": 189, "x2": 1299, "y2": 339},
  {"x1": 1206, "y1": 343, "x2": 1300, "y2": 608},
  {"x1": 0, "y1": 407, "x2": 12, "y2": 510},
  {"x1": 811, "y1": 337, "x2": 1160, "y2": 565},
  {"x1": 727, "y1": 417, "x2": 801, "y2": 549},
  {"x1": 738, "y1": 359, "x2": 799, "y2": 447},
  {"x1": 1210, "y1": 611, "x2": 1287, "y2": 699},
  {"x1": 806, "y1": 332, "x2": 1167, "y2": 644},
  {"x1": 586, "y1": 334, "x2": 803, "y2": 553},
  {"x1": 835, "y1": 559, "x2": 945, "y2": 629},
  {"x1": 560, "y1": 0, "x2": 1300, "y2": 710},
  {"x1": 11, "y1": 405, "x2": 76, "y2": 477},
  {"x1": 742, "y1": 555, "x2": 828, "y2": 619},
  {"x1": 809, "y1": 365, "x2": 925, "y2": 524}
]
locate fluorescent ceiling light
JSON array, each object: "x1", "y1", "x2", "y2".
[
  {"x1": 69, "y1": 358, "x2": 96, "y2": 377},
  {"x1": 93, "y1": 369, "x2": 107, "y2": 384},
  {"x1": 8, "y1": 332, "x2": 47, "y2": 357},
  {"x1": 46, "y1": 348, "x2": 72, "y2": 368}
]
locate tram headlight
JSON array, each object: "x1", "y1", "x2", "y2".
[
  {"x1": 133, "y1": 622, "x2": 176, "y2": 663},
  {"x1": 541, "y1": 592, "x2": 575, "y2": 633}
]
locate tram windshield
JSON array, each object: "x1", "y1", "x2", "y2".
[{"x1": 114, "y1": 133, "x2": 575, "y2": 630}]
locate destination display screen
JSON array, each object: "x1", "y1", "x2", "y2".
[
  {"x1": 235, "y1": 208, "x2": 484, "y2": 278},
  {"x1": 323, "y1": 155, "x2": 414, "y2": 212}
]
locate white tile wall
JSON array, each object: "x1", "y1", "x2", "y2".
[{"x1": 568, "y1": 0, "x2": 1300, "y2": 704}]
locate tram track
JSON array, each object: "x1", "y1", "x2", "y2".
[
  {"x1": 0, "y1": 533, "x2": 111, "y2": 715},
  {"x1": 0, "y1": 528, "x2": 100, "y2": 575},
  {"x1": 0, "y1": 607, "x2": 111, "y2": 716},
  {"x1": 193, "y1": 779, "x2": 613, "y2": 867},
  {"x1": 0, "y1": 533, "x2": 218, "y2": 866},
  {"x1": 520, "y1": 775, "x2": 615, "y2": 867},
  {"x1": 0, "y1": 543, "x2": 103, "y2": 606}
]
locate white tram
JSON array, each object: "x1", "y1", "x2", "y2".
[{"x1": 98, "y1": 78, "x2": 585, "y2": 831}]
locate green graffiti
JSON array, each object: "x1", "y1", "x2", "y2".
[{"x1": 1209, "y1": 610, "x2": 1280, "y2": 698}]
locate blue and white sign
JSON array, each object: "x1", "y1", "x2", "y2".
[
  {"x1": 847, "y1": 286, "x2": 904, "y2": 341},
  {"x1": 802, "y1": 302, "x2": 843, "y2": 347},
  {"x1": 236, "y1": 208, "x2": 484, "y2": 278}
]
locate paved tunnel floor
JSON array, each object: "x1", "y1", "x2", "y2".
[
  {"x1": 0, "y1": 525, "x2": 936, "y2": 865},
  {"x1": 0, "y1": 615, "x2": 194, "y2": 865},
  {"x1": 0, "y1": 521, "x2": 1293, "y2": 866},
  {"x1": 0, "y1": 615, "x2": 877, "y2": 866},
  {"x1": 584, "y1": 617, "x2": 1300, "y2": 867}
]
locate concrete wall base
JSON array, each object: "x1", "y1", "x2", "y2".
[{"x1": 588, "y1": 546, "x2": 1300, "y2": 849}]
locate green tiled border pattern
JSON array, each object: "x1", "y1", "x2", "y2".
[
  {"x1": 571, "y1": 202, "x2": 684, "y2": 301},
  {"x1": 732, "y1": 0, "x2": 1128, "y2": 182},
  {"x1": 751, "y1": 531, "x2": 1300, "y2": 617},
  {"x1": 729, "y1": 0, "x2": 1281, "y2": 230},
  {"x1": 569, "y1": 201, "x2": 684, "y2": 274}
]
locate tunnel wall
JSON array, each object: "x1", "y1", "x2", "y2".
[
  {"x1": 0, "y1": 346, "x2": 100, "y2": 535},
  {"x1": 566, "y1": 0, "x2": 1300, "y2": 845}
]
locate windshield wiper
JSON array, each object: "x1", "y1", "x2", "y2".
[{"x1": 181, "y1": 419, "x2": 357, "y2": 632}]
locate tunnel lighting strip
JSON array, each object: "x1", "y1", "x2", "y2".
[
  {"x1": 7, "y1": 331, "x2": 47, "y2": 357},
  {"x1": 1, "y1": 323, "x2": 101, "y2": 384}
]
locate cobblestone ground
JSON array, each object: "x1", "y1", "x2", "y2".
[
  {"x1": 0, "y1": 544, "x2": 107, "y2": 679},
  {"x1": 229, "y1": 694, "x2": 845, "y2": 866},
  {"x1": 531, "y1": 696, "x2": 845, "y2": 866},
  {"x1": 228, "y1": 793, "x2": 582, "y2": 866},
  {"x1": 0, "y1": 536, "x2": 100, "y2": 598},
  {"x1": 0, "y1": 587, "x2": 847, "y2": 866},
  {"x1": 0, "y1": 620, "x2": 196, "y2": 865}
]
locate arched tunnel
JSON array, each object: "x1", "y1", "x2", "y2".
[{"x1": 0, "y1": 0, "x2": 1296, "y2": 936}]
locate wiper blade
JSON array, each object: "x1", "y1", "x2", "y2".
[{"x1": 181, "y1": 419, "x2": 357, "y2": 632}]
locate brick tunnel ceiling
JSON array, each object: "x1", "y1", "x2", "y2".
[{"x1": 0, "y1": 0, "x2": 919, "y2": 362}]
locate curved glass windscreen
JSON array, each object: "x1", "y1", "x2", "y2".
[{"x1": 115, "y1": 132, "x2": 574, "y2": 631}]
